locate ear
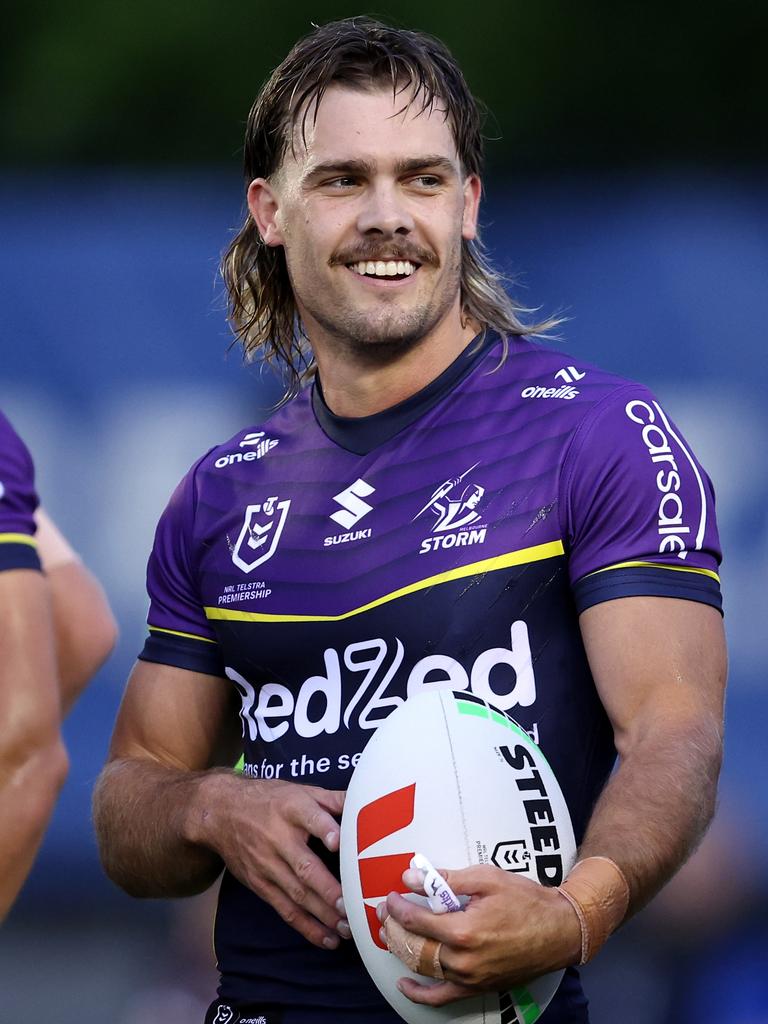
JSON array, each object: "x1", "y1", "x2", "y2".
[
  {"x1": 247, "y1": 178, "x2": 284, "y2": 247},
  {"x1": 461, "y1": 174, "x2": 482, "y2": 242}
]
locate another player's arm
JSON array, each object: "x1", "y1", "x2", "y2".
[
  {"x1": 0, "y1": 570, "x2": 68, "y2": 922},
  {"x1": 35, "y1": 509, "x2": 118, "y2": 714},
  {"x1": 93, "y1": 660, "x2": 348, "y2": 948},
  {"x1": 383, "y1": 594, "x2": 726, "y2": 1005}
]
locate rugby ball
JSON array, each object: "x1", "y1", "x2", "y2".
[{"x1": 340, "y1": 689, "x2": 576, "y2": 1024}]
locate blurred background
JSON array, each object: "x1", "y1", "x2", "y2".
[{"x1": 1, "y1": 1, "x2": 767, "y2": 1020}]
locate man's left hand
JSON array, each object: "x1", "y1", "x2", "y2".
[{"x1": 379, "y1": 864, "x2": 581, "y2": 1006}]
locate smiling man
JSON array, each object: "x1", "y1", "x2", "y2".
[{"x1": 93, "y1": 18, "x2": 726, "y2": 1024}]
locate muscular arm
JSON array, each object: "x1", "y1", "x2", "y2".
[
  {"x1": 384, "y1": 595, "x2": 727, "y2": 1004},
  {"x1": 93, "y1": 660, "x2": 348, "y2": 948},
  {"x1": 35, "y1": 510, "x2": 117, "y2": 713},
  {"x1": 0, "y1": 571, "x2": 69, "y2": 921},
  {"x1": 576, "y1": 595, "x2": 726, "y2": 912},
  {"x1": 92, "y1": 660, "x2": 239, "y2": 897}
]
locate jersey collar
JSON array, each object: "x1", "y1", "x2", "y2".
[{"x1": 311, "y1": 330, "x2": 501, "y2": 455}]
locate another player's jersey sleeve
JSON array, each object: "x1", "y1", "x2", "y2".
[
  {"x1": 0, "y1": 410, "x2": 41, "y2": 572},
  {"x1": 138, "y1": 454, "x2": 225, "y2": 677},
  {"x1": 561, "y1": 384, "x2": 722, "y2": 614}
]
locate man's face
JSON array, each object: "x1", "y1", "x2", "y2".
[{"x1": 248, "y1": 84, "x2": 481, "y2": 361}]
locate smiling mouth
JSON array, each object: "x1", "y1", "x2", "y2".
[{"x1": 346, "y1": 259, "x2": 419, "y2": 280}]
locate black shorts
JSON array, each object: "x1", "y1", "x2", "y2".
[{"x1": 204, "y1": 1000, "x2": 402, "y2": 1024}]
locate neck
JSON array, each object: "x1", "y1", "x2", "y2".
[{"x1": 309, "y1": 305, "x2": 480, "y2": 418}]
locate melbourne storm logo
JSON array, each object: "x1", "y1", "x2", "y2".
[
  {"x1": 414, "y1": 463, "x2": 488, "y2": 555},
  {"x1": 231, "y1": 496, "x2": 291, "y2": 573}
]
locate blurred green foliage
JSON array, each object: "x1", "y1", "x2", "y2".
[{"x1": 1, "y1": 0, "x2": 766, "y2": 168}]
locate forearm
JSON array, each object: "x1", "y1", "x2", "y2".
[
  {"x1": 92, "y1": 757, "x2": 233, "y2": 898},
  {"x1": 47, "y1": 562, "x2": 117, "y2": 712},
  {"x1": 577, "y1": 709, "x2": 723, "y2": 916},
  {"x1": 0, "y1": 737, "x2": 68, "y2": 920}
]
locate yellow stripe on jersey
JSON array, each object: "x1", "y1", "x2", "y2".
[
  {"x1": 0, "y1": 532, "x2": 38, "y2": 547},
  {"x1": 205, "y1": 539, "x2": 565, "y2": 624},
  {"x1": 585, "y1": 560, "x2": 720, "y2": 584},
  {"x1": 148, "y1": 625, "x2": 218, "y2": 644}
]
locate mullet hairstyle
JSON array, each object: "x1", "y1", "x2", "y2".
[{"x1": 221, "y1": 17, "x2": 562, "y2": 399}]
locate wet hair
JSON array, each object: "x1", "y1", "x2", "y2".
[{"x1": 221, "y1": 17, "x2": 561, "y2": 398}]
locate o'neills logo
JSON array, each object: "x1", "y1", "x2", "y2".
[
  {"x1": 520, "y1": 384, "x2": 579, "y2": 400},
  {"x1": 625, "y1": 399, "x2": 708, "y2": 561}
]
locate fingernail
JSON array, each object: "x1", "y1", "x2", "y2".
[
  {"x1": 376, "y1": 902, "x2": 387, "y2": 922},
  {"x1": 379, "y1": 927, "x2": 387, "y2": 945},
  {"x1": 322, "y1": 935, "x2": 339, "y2": 950},
  {"x1": 335, "y1": 897, "x2": 346, "y2": 916},
  {"x1": 337, "y1": 920, "x2": 351, "y2": 939},
  {"x1": 326, "y1": 831, "x2": 339, "y2": 849}
]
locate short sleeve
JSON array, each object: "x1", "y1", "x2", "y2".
[
  {"x1": 0, "y1": 410, "x2": 41, "y2": 572},
  {"x1": 138, "y1": 454, "x2": 225, "y2": 676},
  {"x1": 562, "y1": 385, "x2": 722, "y2": 614}
]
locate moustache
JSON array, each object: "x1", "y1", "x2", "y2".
[{"x1": 330, "y1": 243, "x2": 438, "y2": 268}]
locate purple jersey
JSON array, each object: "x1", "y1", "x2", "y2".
[
  {"x1": 0, "y1": 410, "x2": 40, "y2": 572},
  {"x1": 140, "y1": 333, "x2": 721, "y2": 1021}
]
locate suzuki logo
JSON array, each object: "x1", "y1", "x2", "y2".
[
  {"x1": 357, "y1": 783, "x2": 416, "y2": 948},
  {"x1": 330, "y1": 478, "x2": 375, "y2": 530}
]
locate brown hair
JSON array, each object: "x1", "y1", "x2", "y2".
[{"x1": 221, "y1": 17, "x2": 561, "y2": 397}]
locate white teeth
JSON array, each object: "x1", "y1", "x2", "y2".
[{"x1": 349, "y1": 260, "x2": 417, "y2": 277}]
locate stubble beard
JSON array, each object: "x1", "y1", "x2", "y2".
[{"x1": 300, "y1": 250, "x2": 463, "y2": 367}]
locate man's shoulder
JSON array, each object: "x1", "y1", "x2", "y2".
[
  {"x1": 192, "y1": 391, "x2": 314, "y2": 476},
  {"x1": 478, "y1": 336, "x2": 649, "y2": 417}
]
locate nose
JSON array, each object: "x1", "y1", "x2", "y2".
[{"x1": 356, "y1": 180, "x2": 415, "y2": 237}]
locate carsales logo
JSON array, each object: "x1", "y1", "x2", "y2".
[{"x1": 625, "y1": 399, "x2": 708, "y2": 561}]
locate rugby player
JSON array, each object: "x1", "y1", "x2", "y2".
[
  {"x1": 1, "y1": 410, "x2": 116, "y2": 920},
  {"x1": 93, "y1": 18, "x2": 727, "y2": 1023}
]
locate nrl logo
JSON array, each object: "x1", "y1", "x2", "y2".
[{"x1": 231, "y1": 496, "x2": 291, "y2": 573}]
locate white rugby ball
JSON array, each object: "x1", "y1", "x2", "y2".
[{"x1": 340, "y1": 689, "x2": 576, "y2": 1024}]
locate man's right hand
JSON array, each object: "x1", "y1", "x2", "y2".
[{"x1": 190, "y1": 773, "x2": 348, "y2": 949}]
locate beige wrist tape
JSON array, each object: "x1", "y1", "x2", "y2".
[{"x1": 557, "y1": 857, "x2": 631, "y2": 965}]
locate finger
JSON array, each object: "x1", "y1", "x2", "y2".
[
  {"x1": 269, "y1": 848, "x2": 343, "y2": 930},
  {"x1": 402, "y1": 867, "x2": 426, "y2": 892},
  {"x1": 293, "y1": 792, "x2": 344, "y2": 851},
  {"x1": 385, "y1": 891, "x2": 459, "y2": 943},
  {"x1": 397, "y1": 977, "x2": 476, "y2": 1006},
  {"x1": 251, "y1": 875, "x2": 341, "y2": 950},
  {"x1": 313, "y1": 787, "x2": 346, "y2": 816},
  {"x1": 436, "y1": 865, "x2": 499, "y2": 895},
  {"x1": 251, "y1": 860, "x2": 342, "y2": 934}
]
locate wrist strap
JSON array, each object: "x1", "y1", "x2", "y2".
[{"x1": 557, "y1": 856, "x2": 630, "y2": 964}]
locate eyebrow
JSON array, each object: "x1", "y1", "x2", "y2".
[{"x1": 302, "y1": 155, "x2": 459, "y2": 185}]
